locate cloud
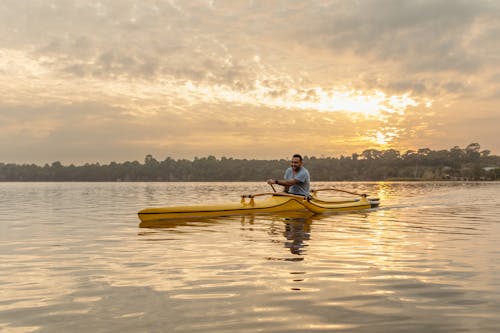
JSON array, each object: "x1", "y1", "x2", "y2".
[
  {"x1": 1, "y1": 0, "x2": 500, "y2": 163},
  {"x1": 3, "y1": 0, "x2": 499, "y2": 92},
  {"x1": 278, "y1": 0, "x2": 500, "y2": 97}
]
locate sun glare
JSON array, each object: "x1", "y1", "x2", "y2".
[
  {"x1": 376, "y1": 131, "x2": 389, "y2": 145},
  {"x1": 223, "y1": 82, "x2": 419, "y2": 118},
  {"x1": 372, "y1": 129, "x2": 400, "y2": 147},
  {"x1": 313, "y1": 89, "x2": 387, "y2": 115}
]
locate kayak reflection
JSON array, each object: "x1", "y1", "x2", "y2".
[
  {"x1": 138, "y1": 211, "x2": 315, "y2": 229},
  {"x1": 139, "y1": 217, "x2": 222, "y2": 229}
]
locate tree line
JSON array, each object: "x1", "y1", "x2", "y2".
[{"x1": 1, "y1": 143, "x2": 499, "y2": 181}]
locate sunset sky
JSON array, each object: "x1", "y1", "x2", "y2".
[{"x1": 1, "y1": 0, "x2": 499, "y2": 164}]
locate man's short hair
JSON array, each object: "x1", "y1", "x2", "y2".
[{"x1": 292, "y1": 154, "x2": 303, "y2": 161}]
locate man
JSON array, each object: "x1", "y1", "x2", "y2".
[{"x1": 266, "y1": 154, "x2": 310, "y2": 196}]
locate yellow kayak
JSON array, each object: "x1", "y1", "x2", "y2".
[{"x1": 138, "y1": 188, "x2": 379, "y2": 222}]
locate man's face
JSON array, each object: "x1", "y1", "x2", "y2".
[{"x1": 291, "y1": 157, "x2": 302, "y2": 171}]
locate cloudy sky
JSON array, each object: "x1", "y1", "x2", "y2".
[{"x1": 1, "y1": 0, "x2": 499, "y2": 164}]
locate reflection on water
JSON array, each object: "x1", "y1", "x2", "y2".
[
  {"x1": 1, "y1": 182, "x2": 500, "y2": 332},
  {"x1": 283, "y1": 217, "x2": 311, "y2": 255}
]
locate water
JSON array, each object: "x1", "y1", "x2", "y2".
[{"x1": 0, "y1": 182, "x2": 499, "y2": 332}]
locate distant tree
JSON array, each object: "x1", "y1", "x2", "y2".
[
  {"x1": 465, "y1": 143, "x2": 481, "y2": 162},
  {"x1": 466, "y1": 143, "x2": 481, "y2": 152},
  {"x1": 361, "y1": 149, "x2": 382, "y2": 160},
  {"x1": 481, "y1": 150, "x2": 491, "y2": 158},
  {"x1": 417, "y1": 148, "x2": 431, "y2": 156},
  {"x1": 381, "y1": 149, "x2": 400, "y2": 160}
]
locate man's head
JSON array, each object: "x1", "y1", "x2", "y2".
[{"x1": 291, "y1": 154, "x2": 303, "y2": 171}]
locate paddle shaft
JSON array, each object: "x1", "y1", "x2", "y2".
[{"x1": 312, "y1": 187, "x2": 367, "y2": 197}]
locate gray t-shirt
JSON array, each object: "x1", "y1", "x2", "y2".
[{"x1": 284, "y1": 166, "x2": 310, "y2": 196}]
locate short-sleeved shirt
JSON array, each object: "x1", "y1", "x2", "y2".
[{"x1": 284, "y1": 166, "x2": 310, "y2": 196}]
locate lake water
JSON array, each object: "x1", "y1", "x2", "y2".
[{"x1": 0, "y1": 181, "x2": 499, "y2": 332}]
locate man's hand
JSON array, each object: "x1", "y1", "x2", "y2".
[{"x1": 266, "y1": 179, "x2": 276, "y2": 185}]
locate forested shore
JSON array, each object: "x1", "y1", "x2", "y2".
[{"x1": 1, "y1": 143, "x2": 499, "y2": 181}]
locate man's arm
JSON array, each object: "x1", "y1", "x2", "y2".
[{"x1": 266, "y1": 178, "x2": 298, "y2": 186}]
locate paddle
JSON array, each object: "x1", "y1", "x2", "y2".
[
  {"x1": 311, "y1": 187, "x2": 368, "y2": 197},
  {"x1": 241, "y1": 191, "x2": 305, "y2": 199}
]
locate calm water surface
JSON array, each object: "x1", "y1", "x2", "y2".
[{"x1": 0, "y1": 182, "x2": 499, "y2": 332}]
